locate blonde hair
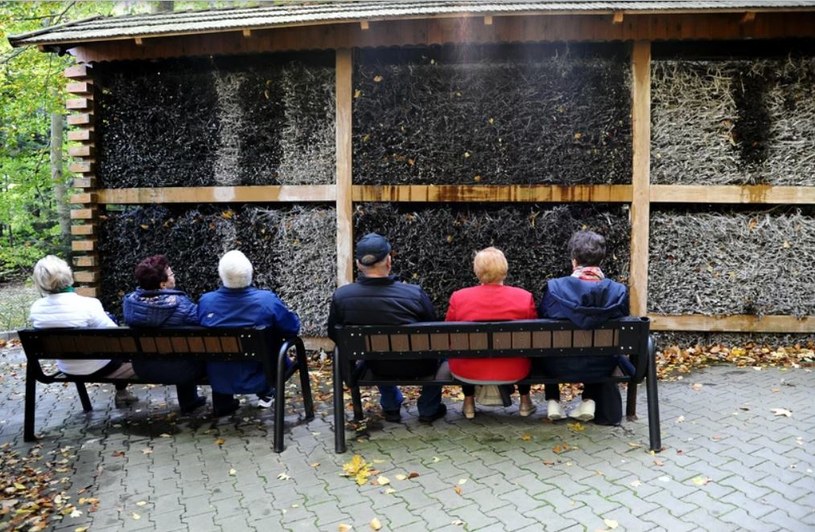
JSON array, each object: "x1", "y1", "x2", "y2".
[
  {"x1": 473, "y1": 247, "x2": 508, "y2": 285},
  {"x1": 33, "y1": 255, "x2": 74, "y2": 295}
]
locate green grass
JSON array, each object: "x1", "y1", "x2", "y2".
[{"x1": 0, "y1": 281, "x2": 40, "y2": 331}]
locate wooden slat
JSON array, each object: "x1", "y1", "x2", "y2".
[
  {"x1": 187, "y1": 336, "x2": 206, "y2": 352},
  {"x1": 69, "y1": 145, "x2": 92, "y2": 157},
  {"x1": 64, "y1": 64, "x2": 90, "y2": 79},
  {"x1": 430, "y1": 333, "x2": 448, "y2": 350},
  {"x1": 70, "y1": 192, "x2": 96, "y2": 204},
  {"x1": 650, "y1": 185, "x2": 815, "y2": 205},
  {"x1": 66, "y1": 98, "x2": 91, "y2": 110},
  {"x1": 353, "y1": 184, "x2": 632, "y2": 203},
  {"x1": 170, "y1": 337, "x2": 190, "y2": 352},
  {"x1": 73, "y1": 270, "x2": 97, "y2": 283},
  {"x1": 72, "y1": 177, "x2": 95, "y2": 189},
  {"x1": 73, "y1": 255, "x2": 97, "y2": 268},
  {"x1": 71, "y1": 240, "x2": 96, "y2": 252},
  {"x1": 67, "y1": 81, "x2": 91, "y2": 94},
  {"x1": 141, "y1": 337, "x2": 158, "y2": 353},
  {"x1": 594, "y1": 329, "x2": 615, "y2": 347},
  {"x1": 449, "y1": 333, "x2": 469, "y2": 350},
  {"x1": 67, "y1": 113, "x2": 93, "y2": 125},
  {"x1": 369, "y1": 334, "x2": 390, "y2": 352},
  {"x1": 493, "y1": 332, "x2": 511, "y2": 350},
  {"x1": 336, "y1": 48, "x2": 354, "y2": 287},
  {"x1": 468, "y1": 332, "x2": 488, "y2": 350},
  {"x1": 70, "y1": 209, "x2": 94, "y2": 220},
  {"x1": 204, "y1": 337, "x2": 222, "y2": 353},
  {"x1": 221, "y1": 337, "x2": 239, "y2": 352},
  {"x1": 390, "y1": 334, "x2": 410, "y2": 352},
  {"x1": 573, "y1": 330, "x2": 593, "y2": 348},
  {"x1": 532, "y1": 331, "x2": 552, "y2": 349},
  {"x1": 96, "y1": 185, "x2": 334, "y2": 204},
  {"x1": 650, "y1": 314, "x2": 815, "y2": 333},
  {"x1": 67, "y1": 129, "x2": 93, "y2": 142},
  {"x1": 70, "y1": 224, "x2": 95, "y2": 236},
  {"x1": 629, "y1": 41, "x2": 651, "y2": 317},
  {"x1": 410, "y1": 333, "x2": 430, "y2": 351},
  {"x1": 553, "y1": 331, "x2": 572, "y2": 349},
  {"x1": 154, "y1": 337, "x2": 173, "y2": 353},
  {"x1": 69, "y1": 162, "x2": 94, "y2": 173},
  {"x1": 75, "y1": 286, "x2": 97, "y2": 297},
  {"x1": 512, "y1": 331, "x2": 531, "y2": 349}
]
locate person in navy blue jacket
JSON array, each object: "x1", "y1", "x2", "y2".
[
  {"x1": 537, "y1": 230, "x2": 629, "y2": 425},
  {"x1": 198, "y1": 250, "x2": 301, "y2": 417},
  {"x1": 123, "y1": 255, "x2": 206, "y2": 413}
]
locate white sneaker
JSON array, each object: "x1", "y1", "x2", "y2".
[
  {"x1": 257, "y1": 395, "x2": 274, "y2": 408},
  {"x1": 547, "y1": 400, "x2": 564, "y2": 421},
  {"x1": 569, "y1": 399, "x2": 596, "y2": 422}
]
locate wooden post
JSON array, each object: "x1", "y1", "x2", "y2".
[
  {"x1": 336, "y1": 49, "x2": 354, "y2": 287},
  {"x1": 51, "y1": 113, "x2": 70, "y2": 255},
  {"x1": 629, "y1": 41, "x2": 651, "y2": 316}
]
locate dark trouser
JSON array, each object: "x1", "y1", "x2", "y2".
[
  {"x1": 462, "y1": 384, "x2": 531, "y2": 397},
  {"x1": 132, "y1": 360, "x2": 205, "y2": 410}
]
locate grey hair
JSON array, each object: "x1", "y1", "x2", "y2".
[{"x1": 33, "y1": 255, "x2": 74, "y2": 295}]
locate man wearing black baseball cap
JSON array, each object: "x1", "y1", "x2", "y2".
[{"x1": 328, "y1": 233, "x2": 446, "y2": 424}]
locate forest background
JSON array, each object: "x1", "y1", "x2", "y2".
[{"x1": 0, "y1": 1, "x2": 259, "y2": 329}]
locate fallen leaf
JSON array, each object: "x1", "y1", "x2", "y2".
[
  {"x1": 132, "y1": 512, "x2": 141, "y2": 520},
  {"x1": 627, "y1": 442, "x2": 642, "y2": 448},
  {"x1": 112, "y1": 450, "x2": 125, "y2": 457},
  {"x1": 453, "y1": 485, "x2": 463, "y2": 495},
  {"x1": 376, "y1": 476, "x2": 390, "y2": 486},
  {"x1": 310, "y1": 462, "x2": 320, "y2": 468},
  {"x1": 458, "y1": 478, "x2": 468, "y2": 485},
  {"x1": 630, "y1": 480, "x2": 641, "y2": 487},
  {"x1": 136, "y1": 501, "x2": 147, "y2": 507},
  {"x1": 543, "y1": 460, "x2": 555, "y2": 466},
  {"x1": 691, "y1": 476, "x2": 710, "y2": 486},
  {"x1": 338, "y1": 525, "x2": 352, "y2": 532},
  {"x1": 653, "y1": 459, "x2": 664, "y2": 466},
  {"x1": 520, "y1": 433, "x2": 532, "y2": 441},
  {"x1": 277, "y1": 472, "x2": 291, "y2": 480},
  {"x1": 342, "y1": 455, "x2": 372, "y2": 486},
  {"x1": 675, "y1": 416, "x2": 685, "y2": 424},
  {"x1": 385, "y1": 488, "x2": 396, "y2": 494},
  {"x1": 691, "y1": 383, "x2": 703, "y2": 391},
  {"x1": 373, "y1": 75, "x2": 383, "y2": 83},
  {"x1": 370, "y1": 517, "x2": 382, "y2": 530},
  {"x1": 395, "y1": 474, "x2": 407, "y2": 481},
  {"x1": 567, "y1": 422, "x2": 585, "y2": 432},
  {"x1": 75, "y1": 528, "x2": 89, "y2": 532},
  {"x1": 771, "y1": 408, "x2": 792, "y2": 417},
  {"x1": 451, "y1": 519, "x2": 465, "y2": 526},
  {"x1": 229, "y1": 468, "x2": 237, "y2": 476},
  {"x1": 141, "y1": 448, "x2": 152, "y2": 455},
  {"x1": 604, "y1": 518, "x2": 619, "y2": 529},
  {"x1": 215, "y1": 438, "x2": 225, "y2": 446},
  {"x1": 70, "y1": 509, "x2": 82, "y2": 518},
  {"x1": 407, "y1": 472, "x2": 420, "y2": 479}
]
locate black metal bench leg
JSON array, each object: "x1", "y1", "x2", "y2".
[
  {"x1": 626, "y1": 382, "x2": 638, "y2": 421},
  {"x1": 295, "y1": 340, "x2": 315, "y2": 421},
  {"x1": 76, "y1": 382, "x2": 92, "y2": 412},
  {"x1": 273, "y1": 347, "x2": 288, "y2": 453},
  {"x1": 646, "y1": 338, "x2": 662, "y2": 452},
  {"x1": 24, "y1": 367, "x2": 37, "y2": 442},
  {"x1": 333, "y1": 348, "x2": 347, "y2": 453}
]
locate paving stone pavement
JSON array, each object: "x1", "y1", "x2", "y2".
[{"x1": 1, "y1": 345, "x2": 813, "y2": 531}]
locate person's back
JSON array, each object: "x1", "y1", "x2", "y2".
[
  {"x1": 328, "y1": 233, "x2": 445, "y2": 423},
  {"x1": 199, "y1": 250, "x2": 300, "y2": 416}
]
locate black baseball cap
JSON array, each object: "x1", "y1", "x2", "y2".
[{"x1": 355, "y1": 233, "x2": 391, "y2": 266}]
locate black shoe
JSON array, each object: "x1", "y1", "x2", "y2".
[
  {"x1": 383, "y1": 409, "x2": 402, "y2": 423},
  {"x1": 213, "y1": 398, "x2": 240, "y2": 418},
  {"x1": 180, "y1": 396, "x2": 207, "y2": 414},
  {"x1": 419, "y1": 403, "x2": 447, "y2": 424}
]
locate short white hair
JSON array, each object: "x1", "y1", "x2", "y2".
[
  {"x1": 33, "y1": 255, "x2": 74, "y2": 295},
  {"x1": 218, "y1": 250, "x2": 253, "y2": 289}
]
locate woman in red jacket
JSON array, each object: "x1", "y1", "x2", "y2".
[{"x1": 446, "y1": 247, "x2": 537, "y2": 419}]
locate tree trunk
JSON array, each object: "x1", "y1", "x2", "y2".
[
  {"x1": 51, "y1": 112, "x2": 70, "y2": 255},
  {"x1": 151, "y1": 1, "x2": 174, "y2": 13}
]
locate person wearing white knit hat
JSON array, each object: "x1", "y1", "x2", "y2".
[{"x1": 198, "y1": 250, "x2": 301, "y2": 417}]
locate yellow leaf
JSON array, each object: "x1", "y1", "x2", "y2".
[
  {"x1": 692, "y1": 476, "x2": 710, "y2": 486},
  {"x1": 338, "y1": 524, "x2": 353, "y2": 532},
  {"x1": 373, "y1": 75, "x2": 383, "y2": 83},
  {"x1": 215, "y1": 438, "x2": 225, "y2": 446},
  {"x1": 70, "y1": 509, "x2": 82, "y2": 518},
  {"x1": 75, "y1": 528, "x2": 89, "y2": 532},
  {"x1": 395, "y1": 474, "x2": 407, "y2": 481},
  {"x1": 229, "y1": 468, "x2": 237, "y2": 476},
  {"x1": 376, "y1": 476, "x2": 390, "y2": 486},
  {"x1": 458, "y1": 478, "x2": 468, "y2": 485},
  {"x1": 353, "y1": 89, "x2": 362, "y2": 98},
  {"x1": 385, "y1": 488, "x2": 396, "y2": 494},
  {"x1": 132, "y1": 512, "x2": 141, "y2": 520},
  {"x1": 567, "y1": 422, "x2": 585, "y2": 432},
  {"x1": 520, "y1": 433, "x2": 532, "y2": 441},
  {"x1": 13, "y1": 483, "x2": 25, "y2": 490},
  {"x1": 370, "y1": 517, "x2": 382, "y2": 530},
  {"x1": 453, "y1": 485, "x2": 463, "y2": 495},
  {"x1": 136, "y1": 501, "x2": 147, "y2": 507},
  {"x1": 604, "y1": 518, "x2": 619, "y2": 529}
]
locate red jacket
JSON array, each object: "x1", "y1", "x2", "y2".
[{"x1": 445, "y1": 284, "x2": 536, "y2": 383}]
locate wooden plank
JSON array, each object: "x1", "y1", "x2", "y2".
[
  {"x1": 336, "y1": 48, "x2": 354, "y2": 287},
  {"x1": 650, "y1": 314, "x2": 815, "y2": 334},
  {"x1": 69, "y1": 162, "x2": 94, "y2": 174},
  {"x1": 75, "y1": 286, "x2": 98, "y2": 297},
  {"x1": 73, "y1": 270, "x2": 98, "y2": 283},
  {"x1": 71, "y1": 224, "x2": 95, "y2": 236},
  {"x1": 67, "y1": 129, "x2": 93, "y2": 142},
  {"x1": 70, "y1": 13, "x2": 815, "y2": 63},
  {"x1": 72, "y1": 177, "x2": 95, "y2": 189},
  {"x1": 71, "y1": 240, "x2": 96, "y2": 252},
  {"x1": 70, "y1": 192, "x2": 96, "y2": 204},
  {"x1": 629, "y1": 41, "x2": 651, "y2": 317},
  {"x1": 67, "y1": 81, "x2": 91, "y2": 94},
  {"x1": 66, "y1": 97, "x2": 92, "y2": 110},
  {"x1": 96, "y1": 185, "x2": 335, "y2": 204},
  {"x1": 650, "y1": 185, "x2": 815, "y2": 205},
  {"x1": 69, "y1": 145, "x2": 92, "y2": 157},
  {"x1": 70, "y1": 208, "x2": 94, "y2": 220},
  {"x1": 67, "y1": 113, "x2": 93, "y2": 125},
  {"x1": 72, "y1": 255, "x2": 97, "y2": 268},
  {"x1": 352, "y1": 184, "x2": 632, "y2": 203},
  {"x1": 64, "y1": 64, "x2": 89, "y2": 79}
]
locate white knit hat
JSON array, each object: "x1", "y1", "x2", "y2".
[{"x1": 218, "y1": 250, "x2": 253, "y2": 288}]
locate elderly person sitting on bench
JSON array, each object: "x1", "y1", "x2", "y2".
[{"x1": 28, "y1": 255, "x2": 138, "y2": 408}]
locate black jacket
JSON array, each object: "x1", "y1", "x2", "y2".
[{"x1": 328, "y1": 275, "x2": 437, "y2": 377}]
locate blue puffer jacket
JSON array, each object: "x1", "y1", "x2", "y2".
[
  {"x1": 198, "y1": 286, "x2": 300, "y2": 394},
  {"x1": 538, "y1": 277, "x2": 629, "y2": 329},
  {"x1": 123, "y1": 288, "x2": 199, "y2": 327}
]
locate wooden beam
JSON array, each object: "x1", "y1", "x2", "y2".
[
  {"x1": 740, "y1": 11, "x2": 756, "y2": 24},
  {"x1": 135, "y1": 37, "x2": 144, "y2": 46},
  {"x1": 242, "y1": 28, "x2": 252, "y2": 38},
  {"x1": 69, "y1": 162, "x2": 94, "y2": 174},
  {"x1": 484, "y1": 16, "x2": 493, "y2": 26},
  {"x1": 97, "y1": 185, "x2": 335, "y2": 204},
  {"x1": 70, "y1": 192, "x2": 96, "y2": 204},
  {"x1": 67, "y1": 129, "x2": 93, "y2": 142},
  {"x1": 75, "y1": 286, "x2": 98, "y2": 297},
  {"x1": 64, "y1": 64, "x2": 89, "y2": 79},
  {"x1": 73, "y1": 255, "x2": 98, "y2": 268},
  {"x1": 650, "y1": 185, "x2": 815, "y2": 205},
  {"x1": 73, "y1": 270, "x2": 98, "y2": 283},
  {"x1": 70, "y1": 208, "x2": 94, "y2": 220},
  {"x1": 66, "y1": 81, "x2": 91, "y2": 94},
  {"x1": 629, "y1": 41, "x2": 651, "y2": 317},
  {"x1": 67, "y1": 113, "x2": 93, "y2": 126},
  {"x1": 303, "y1": 337, "x2": 335, "y2": 352},
  {"x1": 71, "y1": 224, "x2": 96, "y2": 236},
  {"x1": 336, "y1": 48, "x2": 354, "y2": 287},
  {"x1": 650, "y1": 314, "x2": 815, "y2": 334},
  {"x1": 66, "y1": 98, "x2": 91, "y2": 110},
  {"x1": 352, "y1": 184, "x2": 632, "y2": 203},
  {"x1": 612, "y1": 12, "x2": 624, "y2": 24},
  {"x1": 72, "y1": 177, "x2": 95, "y2": 189},
  {"x1": 68, "y1": 145, "x2": 92, "y2": 157},
  {"x1": 71, "y1": 240, "x2": 96, "y2": 252},
  {"x1": 360, "y1": 20, "x2": 369, "y2": 30}
]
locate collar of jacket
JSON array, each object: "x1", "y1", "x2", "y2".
[{"x1": 356, "y1": 274, "x2": 399, "y2": 285}]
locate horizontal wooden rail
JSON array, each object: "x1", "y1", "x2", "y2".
[
  {"x1": 650, "y1": 185, "x2": 815, "y2": 204},
  {"x1": 98, "y1": 185, "x2": 336, "y2": 204},
  {"x1": 353, "y1": 184, "x2": 633, "y2": 202},
  {"x1": 650, "y1": 314, "x2": 815, "y2": 333}
]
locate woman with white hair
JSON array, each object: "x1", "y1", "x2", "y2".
[
  {"x1": 198, "y1": 250, "x2": 301, "y2": 417},
  {"x1": 446, "y1": 247, "x2": 537, "y2": 419},
  {"x1": 28, "y1": 255, "x2": 138, "y2": 408}
]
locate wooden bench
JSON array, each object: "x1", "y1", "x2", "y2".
[
  {"x1": 17, "y1": 326, "x2": 315, "y2": 453},
  {"x1": 332, "y1": 317, "x2": 659, "y2": 453}
]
